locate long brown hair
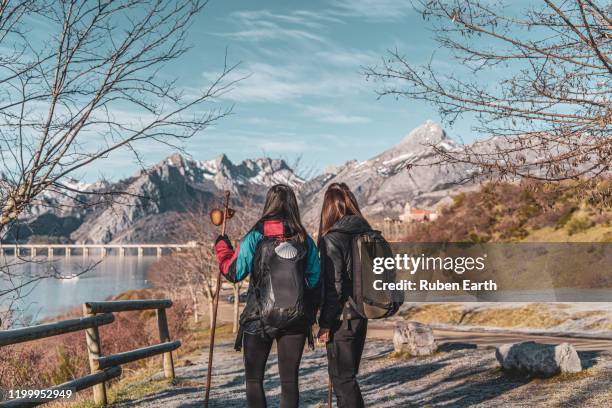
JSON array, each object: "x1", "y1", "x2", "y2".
[
  {"x1": 318, "y1": 183, "x2": 364, "y2": 237},
  {"x1": 256, "y1": 184, "x2": 307, "y2": 243}
]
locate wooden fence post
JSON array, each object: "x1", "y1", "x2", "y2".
[
  {"x1": 83, "y1": 304, "x2": 107, "y2": 405},
  {"x1": 157, "y1": 308, "x2": 175, "y2": 380}
]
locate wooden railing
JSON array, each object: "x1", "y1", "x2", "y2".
[{"x1": 0, "y1": 299, "x2": 180, "y2": 407}]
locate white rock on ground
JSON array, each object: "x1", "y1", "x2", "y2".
[
  {"x1": 393, "y1": 321, "x2": 437, "y2": 356},
  {"x1": 496, "y1": 341, "x2": 582, "y2": 377}
]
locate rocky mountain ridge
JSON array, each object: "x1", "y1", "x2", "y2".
[
  {"x1": 9, "y1": 121, "x2": 478, "y2": 243},
  {"x1": 299, "y1": 120, "x2": 477, "y2": 226}
]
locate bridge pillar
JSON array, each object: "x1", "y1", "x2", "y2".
[
  {"x1": 32, "y1": 247, "x2": 37, "y2": 257},
  {"x1": 48, "y1": 247, "x2": 54, "y2": 257},
  {"x1": 119, "y1": 247, "x2": 125, "y2": 257},
  {"x1": 66, "y1": 247, "x2": 71, "y2": 258},
  {"x1": 83, "y1": 247, "x2": 89, "y2": 258},
  {"x1": 157, "y1": 247, "x2": 162, "y2": 258},
  {"x1": 138, "y1": 247, "x2": 143, "y2": 257},
  {"x1": 101, "y1": 247, "x2": 106, "y2": 258},
  {"x1": 14, "y1": 246, "x2": 19, "y2": 258}
]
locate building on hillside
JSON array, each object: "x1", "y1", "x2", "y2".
[{"x1": 399, "y1": 203, "x2": 438, "y2": 223}]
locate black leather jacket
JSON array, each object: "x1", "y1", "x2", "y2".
[{"x1": 318, "y1": 215, "x2": 372, "y2": 329}]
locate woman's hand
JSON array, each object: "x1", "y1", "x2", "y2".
[
  {"x1": 317, "y1": 328, "x2": 330, "y2": 343},
  {"x1": 215, "y1": 234, "x2": 231, "y2": 247}
]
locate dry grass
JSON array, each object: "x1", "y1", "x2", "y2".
[
  {"x1": 460, "y1": 305, "x2": 566, "y2": 329},
  {"x1": 524, "y1": 224, "x2": 612, "y2": 243},
  {"x1": 535, "y1": 367, "x2": 599, "y2": 384},
  {"x1": 402, "y1": 303, "x2": 572, "y2": 329},
  {"x1": 54, "y1": 367, "x2": 169, "y2": 408},
  {"x1": 47, "y1": 320, "x2": 234, "y2": 408},
  {"x1": 401, "y1": 304, "x2": 467, "y2": 325}
]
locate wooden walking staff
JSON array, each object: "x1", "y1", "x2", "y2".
[{"x1": 205, "y1": 190, "x2": 233, "y2": 407}]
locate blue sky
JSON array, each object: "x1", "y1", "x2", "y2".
[{"x1": 69, "y1": 0, "x2": 497, "y2": 180}]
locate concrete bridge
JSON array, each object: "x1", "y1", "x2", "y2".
[{"x1": 0, "y1": 242, "x2": 198, "y2": 258}]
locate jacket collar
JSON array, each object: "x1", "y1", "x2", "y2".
[{"x1": 328, "y1": 215, "x2": 372, "y2": 234}]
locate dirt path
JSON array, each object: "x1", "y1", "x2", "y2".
[{"x1": 114, "y1": 310, "x2": 612, "y2": 407}]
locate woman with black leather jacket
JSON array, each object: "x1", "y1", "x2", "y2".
[{"x1": 317, "y1": 182, "x2": 372, "y2": 408}]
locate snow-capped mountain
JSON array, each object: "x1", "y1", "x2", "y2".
[
  {"x1": 8, "y1": 154, "x2": 304, "y2": 243},
  {"x1": 8, "y1": 120, "x2": 482, "y2": 243},
  {"x1": 299, "y1": 120, "x2": 477, "y2": 226}
]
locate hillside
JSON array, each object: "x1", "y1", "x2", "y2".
[{"x1": 403, "y1": 178, "x2": 612, "y2": 243}]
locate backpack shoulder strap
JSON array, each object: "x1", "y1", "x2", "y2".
[{"x1": 349, "y1": 233, "x2": 365, "y2": 316}]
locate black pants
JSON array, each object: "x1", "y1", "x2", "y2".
[
  {"x1": 326, "y1": 318, "x2": 368, "y2": 408},
  {"x1": 243, "y1": 331, "x2": 306, "y2": 408}
]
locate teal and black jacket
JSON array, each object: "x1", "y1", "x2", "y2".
[{"x1": 214, "y1": 219, "x2": 321, "y2": 334}]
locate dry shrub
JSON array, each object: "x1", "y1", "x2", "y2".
[
  {"x1": 0, "y1": 297, "x2": 191, "y2": 390},
  {"x1": 404, "y1": 178, "x2": 610, "y2": 242},
  {"x1": 0, "y1": 331, "x2": 87, "y2": 389},
  {"x1": 526, "y1": 203, "x2": 576, "y2": 229},
  {"x1": 566, "y1": 215, "x2": 594, "y2": 236},
  {"x1": 591, "y1": 212, "x2": 610, "y2": 226}
]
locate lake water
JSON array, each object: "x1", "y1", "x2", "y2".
[{"x1": 1, "y1": 256, "x2": 157, "y2": 323}]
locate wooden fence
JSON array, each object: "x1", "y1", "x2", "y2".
[{"x1": 0, "y1": 299, "x2": 180, "y2": 407}]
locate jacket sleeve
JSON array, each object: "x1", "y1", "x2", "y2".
[
  {"x1": 305, "y1": 236, "x2": 320, "y2": 289},
  {"x1": 214, "y1": 230, "x2": 262, "y2": 283},
  {"x1": 318, "y1": 236, "x2": 346, "y2": 329}
]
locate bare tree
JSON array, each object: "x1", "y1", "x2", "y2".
[
  {"x1": 0, "y1": 0, "x2": 238, "y2": 326},
  {"x1": 365, "y1": 0, "x2": 611, "y2": 183},
  {"x1": 0, "y1": 0, "x2": 238, "y2": 230},
  {"x1": 154, "y1": 198, "x2": 253, "y2": 331},
  {"x1": 152, "y1": 244, "x2": 218, "y2": 326},
  {"x1": 159, "y1": 206, "x2": 220, "y2": 328}
]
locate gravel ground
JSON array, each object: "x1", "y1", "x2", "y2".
[{"x1": 114, "y1": 338, "x2": 612, "y2": 408}]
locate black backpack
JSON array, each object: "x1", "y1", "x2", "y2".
[
  {"x1": 348, "y1": 230, "x2": 403, "y2": 319},
  {"x1": 254, "y1": 237, "x2": 307, "y2": 333}
]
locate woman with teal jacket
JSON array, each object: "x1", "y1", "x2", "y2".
[{"x1": 214, "y1": 184, "x2": 320, "y2": 408}]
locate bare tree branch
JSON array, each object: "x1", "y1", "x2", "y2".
[{"x1": 365, "y1": 0, "x2": 611, "y2": 183}]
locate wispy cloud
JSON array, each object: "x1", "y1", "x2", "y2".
[
  {"x1": 221, "y1": 2, "x2": 414, "y2": 46},
  {"x1": 315, "y1": 49, "x2": 378, "y2": 67},
  {"x1": 305, "y1": 106, "x2": 371, "y2": 124},
  {"x1": 202, "y1": 61, "x2": 365, "y2": 103},
  {"x1": 219, "y1": 9, "x2": 339, "y2": 43},
  {"x1": 330, "y1": 0, "x2": 415, "y2": 21},
  {"x1": 195, "y1": 128, "x2": 325, "y2": 156}
]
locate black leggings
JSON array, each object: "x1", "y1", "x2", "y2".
[
  {"x1": 243, "y1": 331, "x2": 306, "y2": 408},
  {"x1": 326, "y1": 318, "x2": 368, "y2": 408}
]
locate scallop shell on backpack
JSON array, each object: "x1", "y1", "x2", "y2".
[{"x1": 274, "y1": 242, "x2": 298, "y2": 259}]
